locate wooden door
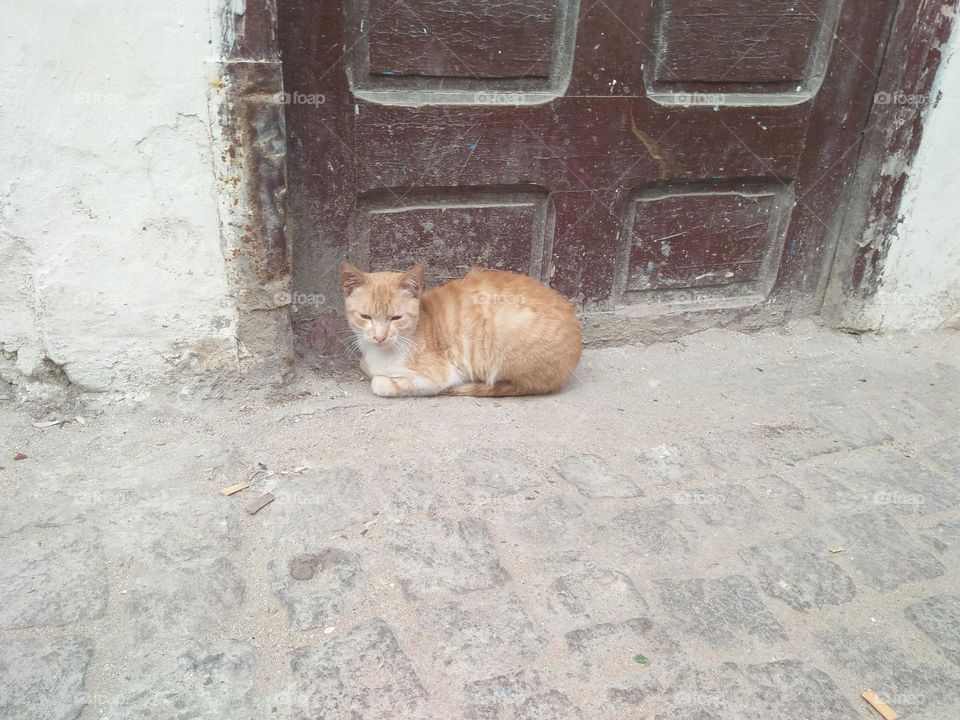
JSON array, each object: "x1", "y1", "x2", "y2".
[{"x1": 279, "y1": 0, "x2": 898, "y2": 351}]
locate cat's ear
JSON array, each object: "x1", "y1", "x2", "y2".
[
  {"x1": 400, "y1": 264, "x2": 425, "y2": 298},
  {"x1": 339, "y1": 261, "x2": 366, "y2": 296}
]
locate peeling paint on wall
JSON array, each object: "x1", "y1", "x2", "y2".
[
  {"x1": 874, "y1": 22, "x2": 960, "y2": 330},
  {"x1": 823, "y1": 0, "x2": 959, "y2": 332},
  {"x1": 0, "y1": 0, "x2": 242, "y2": 395}
]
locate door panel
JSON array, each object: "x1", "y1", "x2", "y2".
[
  {"x1": 345, "y1": 0, "x2": 580, "y2": 105},
  {"x1": 349, "y1": 186, "x2": 552, "y2": 286},
  {"x1": 614, "y1": 180, "x2": 794, "y2": 309},
  {"x1": 366, "y1": 0, "x2": 559, "y2": 80},
  {"x1": 279, "y1": 0, "x2": 897, "y2": 350},
  {"x1": 651, "y1": 0, "x2": 838, "y2": 94}
]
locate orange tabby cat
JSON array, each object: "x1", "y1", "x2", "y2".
[{"x1": 340, "y1": 262, "x2": 582, "y2": 397}]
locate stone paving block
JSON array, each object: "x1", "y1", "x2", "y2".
[
  {"x1": 636, "y1": 443, "x2": 705, "y2": 486},
  {"x1": 289, "y1": 619, "x2": 430, "y2": 720},
  {"x1": 673, "y1": 484, "x2": 767, "y2": 529},
  {"x1": 106, "y1": 640, "x2": 255, "y2": 720},
  {"x1": 698, "y1": 436, "x2": 775, "y2": 480},
  {"x1": 262, "y1": 459, "x2": 442, "y2": 530},
  {"x1": 655, "y1": 576, "x2": 786, "y2": 648},
  {"x1": 459, "y1": 448, "x2": 543, "y2": 500},
  {"x1": 869, "y1": 395, "x2": 942, "y2": 437},
  {"x1": 821, "y1": 512, "x2": 944, "y2": 591},
  {"x1": 115, "y1": 439, "x2": 237, "y2": 485},
  {"x1": 0, "y1": 636, "x2": 93, "y2": 720},
  {"x1": 461, "y1": 669, "x2": 584, "y2": 720},
  {"x1": 553, "y1": 454, "x2": 642, "y2": 498},
  {"x1": 906, "y1": 595, "x2": 960, "y2": 667},
  {"x1": 921, "y1": 522, "x2": 960, "y2": 560},
  {"x1": 378, "y1": 459, "x2": 443, "y2": 518},
  {"x1": 259, "y1": 467, "x2": 372, "y2": 539},
  {"x1": 735, "y1": 660, "x2": 860, "y2": 720},
  {"x1": 658, "y1": 660, "x2": 859, "y2": 720},
  {"x1": 754, "y1": 422, "x2": 847, "y2": 462},
  {"x1": 565, "y1": 617, "x2": 657, "y2": 675},
  {"x1": 124, "y1": 556, "x2": 245, "y2": 640},
  {"x1": 781, "y1": 466, "x2": 863, "y2": 516},
  {"x1": 809, "y1": 405, "x2": 892, "y2": 449},
  {"x1": 637, "y1": 435, "x2": 773, "y2": 485},
  {"x1": 926, "y1": 436, "x2": 960, "y2": 477},
  {"x1": 0, "y1": 483, "x2": 88, "y2": 538},
  {"x1": 387, "y1": 516, "x2": 509, "y2": 600},
  {"x1": 752, "y1": 474, "x2": 805, "y2": 512},
  {"x1": 269, "y1": 547, "x2": 365, "y2": 631},
  {"x1": 548, "y1": 565, "x2": 648, "y2": 625},
  {"x1": 417, "y1": 591, "x2": 544, "y2": 679},
  {"x1": 604, "y1": 678, "x2": 665, "y2": 712},
  {"x1": 0, "y1": 527, "x2": 107, "y2": 629},
  {"x1": 490, "y1": 494, "x2": 594, "y2": 561},
  {"x1": 107, "y1": 491, "x2": 241, "y2": 564},
  {"x1": 613, "y1": 500, "x2": 692, "y2": 558},
  {"x1": 817, "y1": 627, "x2": 960, "y2": 716},
  {"x1": 824, "y1": 448, "x2": 960, "y2": 515},
  {"x1": 648, "y1": 666, "x2": 742, "y2": 720},
  {"x1": 739, "y1": 538, "x2": 857, "y2": 611}
]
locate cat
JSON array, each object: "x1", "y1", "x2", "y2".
[{"x1": 339, "y1": 262, "x2": 582, "y2": 397}]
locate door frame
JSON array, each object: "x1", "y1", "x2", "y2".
[
  {"x1": 822, "y1": 0, "x2": 958, "y2": 329},
  {"x1": 211, "y1": 0, "x2": 294, "y2": 383}
]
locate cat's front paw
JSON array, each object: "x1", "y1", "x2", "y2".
[{"x1": 370, "y1": 376, "x2": 399, "y2": 397}]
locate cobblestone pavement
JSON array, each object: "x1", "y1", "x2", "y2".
[{"x1": 2, "y1": 321, "x2": 959, "y2": 719}]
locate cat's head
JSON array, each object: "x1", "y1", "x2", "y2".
[{"x1": 339, "y1": 261, "x2": 424, "y2": 349}]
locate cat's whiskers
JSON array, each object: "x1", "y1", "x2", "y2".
[
  {"x1": 393, "y1": 333, "x2": 416, "y2": 362},
  {"x1": 341, "y1": 331, "x2": 367, "y2": 358}
]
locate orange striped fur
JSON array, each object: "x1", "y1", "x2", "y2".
[{"x1": 340, "y1": 263, "x2": 582, "y2": 398}]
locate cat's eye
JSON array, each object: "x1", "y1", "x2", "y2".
[
  {"x1": 390, "y1": 315, "x2": 402, "y2": 321},
  {"x1": 359, "y1": 313, "x2": 371, "y2": 320}
]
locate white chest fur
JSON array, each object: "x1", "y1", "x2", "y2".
[{"x1": 361, "y1": 345, "x2": 409, "y2": 377}]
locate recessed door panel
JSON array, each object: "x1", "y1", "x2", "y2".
[
  {"x1": 615, "y1": 180, "x2": 794, "y2": 309},
  {"x1": 349, "y1": 187, "x2": 552, "y2": 285},
  {"x1": 345, "y1": 0, "x2": 580, "y2": 105}
]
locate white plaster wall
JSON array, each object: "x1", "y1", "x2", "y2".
[
  {"x1": 0, "y1": 1, "x2": 236, "y2": 393},
  {"x1": 873, "y1": 21, "x2": 960, "y2": 330}
]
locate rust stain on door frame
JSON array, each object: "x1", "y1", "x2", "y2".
[{"x1": 209, "y1": 0, "x2": 294, "y2": 381}]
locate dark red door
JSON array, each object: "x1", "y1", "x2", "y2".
[{"x1": 280, "y1": 0, "x2": 897, "y2": 352}]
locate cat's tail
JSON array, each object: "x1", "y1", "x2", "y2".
[{"x1": 441, "y1": 381, "x2": 543, "y2": 397}]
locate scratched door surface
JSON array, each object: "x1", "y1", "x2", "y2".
[{"x1": 279, "y1": 0, "x2": 897, "y2": 351}]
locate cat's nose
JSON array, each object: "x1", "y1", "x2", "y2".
[{"x1": 374, "y1": 334, "x2": 387, "y2": 344}]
